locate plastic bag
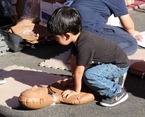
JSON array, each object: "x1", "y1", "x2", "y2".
[
  {"x1": 0, "y1": 0, "x2": 14, "y2": 29},
  {"x1": 64, "y1": 0, "x2": 74, "y2": 6},
  {"x1": 0, "y1": 29, "x2": 24, "y2": 52},
  {"x1": 22, "y1": 0, "x2": 40, "y2": 23},
  {"x1": 1, "y1": 0, "x2": 14, "y2": 18}
]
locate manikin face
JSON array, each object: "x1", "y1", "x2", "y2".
[
  {"x1": 21, "y1": 85, "x2": 48, "y2": 98},
  {"x1": 19, "y1": 85, "x2": 53, "y2": 109}
]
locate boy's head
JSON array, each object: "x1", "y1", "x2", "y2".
[{"x1": 47, "y1": 6, "x2": 82, "y2": 36}]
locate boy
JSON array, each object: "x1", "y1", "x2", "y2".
[{"x1": 47, "y1": 7, "x2": 130, "y2": 107}]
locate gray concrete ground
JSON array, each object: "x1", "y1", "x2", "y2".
[
  {"x1": 129, "y1": 5, "x2": 145, "y2": 32},
  {"x1": 0, "y1": 5, "x2": 145, "y2": 117}
]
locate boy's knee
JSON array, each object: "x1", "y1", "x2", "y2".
[{"x1": 84, "y1": 69, "x2": 93, "y2": 79}]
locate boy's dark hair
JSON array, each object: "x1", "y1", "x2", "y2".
[{"x1": 47, "y1": 6, "x2": 82, "y2": 36}]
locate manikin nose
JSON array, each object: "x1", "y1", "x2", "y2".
[{"x1": 31, "y1": 85, "x2": 38, "y2": 90}]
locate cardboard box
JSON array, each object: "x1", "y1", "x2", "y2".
[
  {"x1": 125, "y1": 0, "x2": 134, "y2": 5},
  {"x1": 39, "y1": 0, "x2": 66, "y2": 27},
  {"x1": 43, "y1": 0, "x2": 66, "y2": 4}
]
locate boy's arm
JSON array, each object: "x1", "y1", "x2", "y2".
[
  {"x1": 62, "y1": 54, "x2": 85, "y2": 98},
  {"x1": 70, "y1": 54, "x2": 85, "y2": 93},
  {"x1": 62, "y1": 65, "x2": 85, "y2": 98},
  {"x1": 74, "y1": 65, "x2": 85, "y2": 93}
]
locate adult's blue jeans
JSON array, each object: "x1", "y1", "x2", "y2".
[
  {"x1": 94, "y1": 25, "x2": 138, "y2": 56},
  {"x1": 83, "y1": 63, "x2": 129, "y2": 97}
]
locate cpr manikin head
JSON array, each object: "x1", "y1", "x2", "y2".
[
  {"x1": 25, "y1": 85, "x2": 48, "y2": 97},
  {"x1": 19, "y1": 85, "x2": 54, "y2": 109}
]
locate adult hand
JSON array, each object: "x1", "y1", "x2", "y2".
[{"x1": 132, "y1": 30, "x2": 143, "y2": 41}]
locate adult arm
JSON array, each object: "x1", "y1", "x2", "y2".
[
  {"x1": 106, "y1": 0, "x2": 143, "y2": 41},
  {"x1": 119, "y1": 14, "x2": 143, "y2": 41}
]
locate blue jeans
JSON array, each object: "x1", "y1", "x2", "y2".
[
  {"x1": 83, "y1": 63, "x2": 129, "y2": 97},
  {"x1": 94, "y1": 25, "x2": 138, "y2": 56}
]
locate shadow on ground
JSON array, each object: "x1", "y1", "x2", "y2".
[
  {"x1": 20, "y1": 41, "x2": 72, "y2": 59},
  {"x1": 125, "y1": 72, "x2": 145, "y2": 99}
]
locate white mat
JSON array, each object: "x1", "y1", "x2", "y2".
[
  {"x1": 39, "y1": 50, "x2": 71, "y2": 71},
  {"x1": 0, "y1": 65, "x2": 65, "y2": 108}
]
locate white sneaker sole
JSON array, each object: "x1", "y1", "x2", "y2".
[
  {"x1": 100, "y1": 93, "x2": 129, "y2": 107},
  {"x1": 120, "y1": 72, "x2": 127, "y2": 88}
]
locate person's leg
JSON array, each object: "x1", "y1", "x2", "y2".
[
  {"x1": 83, "y1": 63, "x2": 129, "y2": 106},
  {"x1": 83, "y1": 63, "x2": 129, "y2": 97},
  {"x1": 94, "y1": 25, "x2": 138, "y2": 56}
]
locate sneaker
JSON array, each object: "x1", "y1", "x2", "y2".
[
  {"x1": 100, "y1": 88, "x2": 129, "y2": 107},
  {"x1": 118, "y1": 72, "x2": 127, "y2": 87},
  {"x1": 0, "y1": 75, "x2": 6, "y2": 84}
]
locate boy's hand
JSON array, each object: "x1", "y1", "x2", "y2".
[{"x1": 62, "y1": 89, "x2": 79, "y2": 99}]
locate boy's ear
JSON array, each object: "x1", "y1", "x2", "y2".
[{"x1": 65, "y1": 33, "x2": 71, "y2": 40}]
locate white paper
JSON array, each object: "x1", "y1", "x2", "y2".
[{"x1": 137, "y1": 31, "x2": 145, "y2": 48}]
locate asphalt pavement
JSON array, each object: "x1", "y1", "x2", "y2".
[{"x1": 0, "y1": 5, "x2": 145, "y2": 117}]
